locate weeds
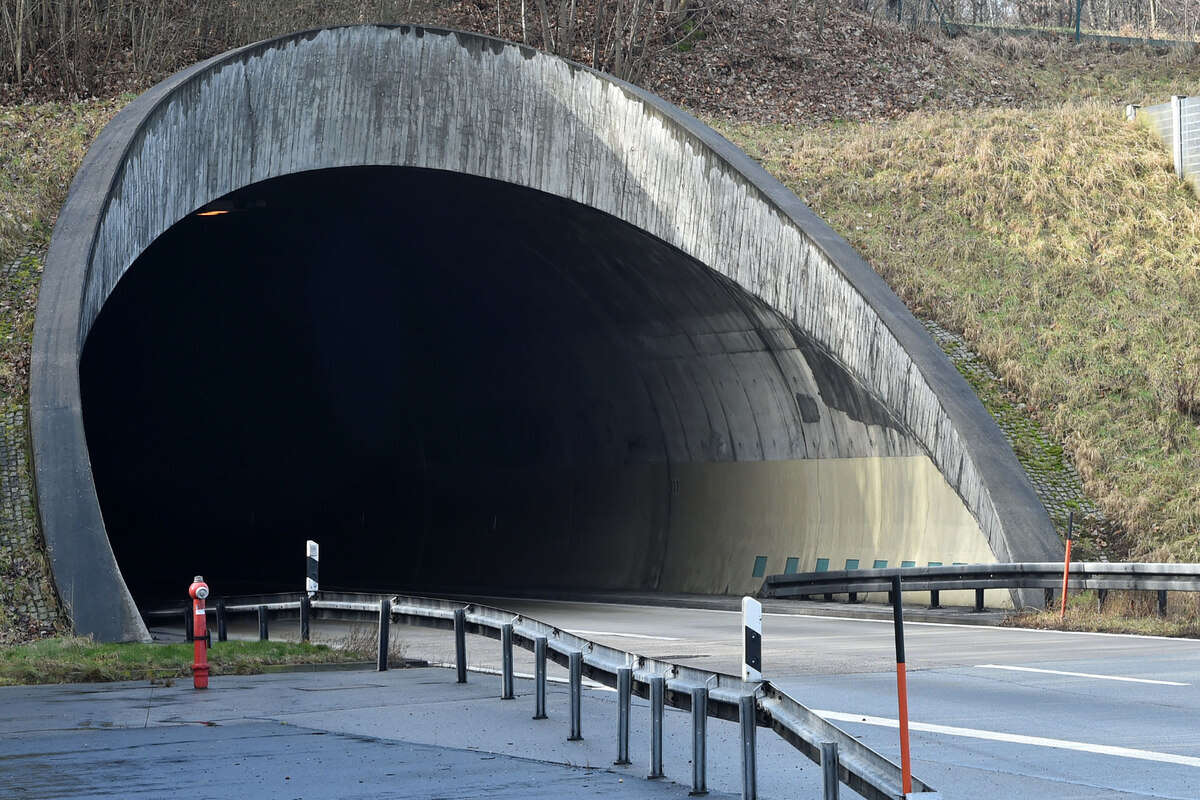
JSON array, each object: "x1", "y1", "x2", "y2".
[
  {"x1": 1007, "y1": 590, "x2": 1200, "y2": 637},
  {"x1": 328, "y1": 622, "x2": 410, "y2": 666}
]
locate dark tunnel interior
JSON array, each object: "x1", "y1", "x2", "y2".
[{"x1": 80, "y1": 166, "x2": 907, "y2": 608}]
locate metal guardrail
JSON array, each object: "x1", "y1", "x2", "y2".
[
  {"x1": 759, "y1": 562, "x2": 1200, "y2": 613},
  {"x1": 148, "y1": 591, "x2": 936, "y2": 799}
]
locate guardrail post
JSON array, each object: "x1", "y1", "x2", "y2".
[
  {"x1": 974, "y1": 588, "x2": 985, "y2": 612},
  {"x1": 299, "y1": 594, "x2": 310, "y2": 643},
  {"x1": 690, "y1": 686, "x2": 708, "y2": 795},
  {"x1": 1043, "y1": 588, "x2": 1054, "y2": 609},
  {"x1": 1158, "y1": 590, "x2": 1168, "y2": 617},
  {"x1": 216, "y1": 598, "x2": 227, "y2": 642},
  {"x1": 533, "y1": 636, "x2": 548, "y2": 719},
  {"x1": 739, "y1": 694, "x2": 757, "y2": 800},
  {"x1": 377, "y1": 596, "x2": 391, "y2": 671},
  {"x1": 1097, "y1": 588, "x2": 1107, "y2": 613},
  {"x1": 454, "y1": 608, "x2": 467, "y2": 683},
  {"x1": 615, "y1": 667, "x2": 632, "y2": 765},
  {"x1": 568, "y1": 651, "x2": 583, "y2": 741},
  {"x1": 258, "y1": 605, "x2": 268, "y2": 641},
  {"x1": 929, "y1": 589, "x2": 941, "y2": 609},
  {"x1": 821, "y1": 741, "x2": 840, "y2": 800},
  {"x1": 649, "y1": 675, "x2": 665, "y2": 779},
  {"x1": 500, "y1": 623, "x2": 514, "y2": 699},
  {"x1": 184, "y1": 603, "x2": 194, "y2": 642}
]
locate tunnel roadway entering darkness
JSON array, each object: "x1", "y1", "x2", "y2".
[
  {"x1": 81, "y1": 166, "x2": 922, "y2": 607},
  {"x1": 36, "y1": 25, "x2": 1058, "y2": 639}
]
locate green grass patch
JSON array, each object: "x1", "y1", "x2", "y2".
[
  {"x1": 0, "y1": 637, "x2": 367, "y2": 686},
  {"x1": 711, "y1": 100, "x2": 1200, "y2": 562}
]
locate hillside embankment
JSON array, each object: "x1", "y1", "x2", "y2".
[{"x1": 3, "y1": 3, "x2": 1199, "y2": 642}]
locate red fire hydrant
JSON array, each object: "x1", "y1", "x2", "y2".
[{"x1": 189, "y1": 575, "x2": 210, "y2": 689}]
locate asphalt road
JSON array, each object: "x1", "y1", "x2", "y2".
[
  {"x1": 150, "y1": 594, "x2": 1200, "y2": 798},
  {"x1": 374, "y1": 596, "x2": 1200, "y2": 799}
]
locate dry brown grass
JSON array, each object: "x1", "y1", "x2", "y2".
[
  {"x1": 1007, "y1": 590, "x2": 1200, "y2": 636},
  {"x1": 714, "y1": 101, "x2": 1200, "y2": 562}
]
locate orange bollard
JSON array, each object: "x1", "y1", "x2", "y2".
[
  {"x1": 188, "y1": 576, "x2": 210, "y2": 689},
  {"x1": 1059, "y1": 512, "x2": 1074, "y2": 621},
  {"x1": 890, "y1": 574, "x2": 912, "y2": 796}
]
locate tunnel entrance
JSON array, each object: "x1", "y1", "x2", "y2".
[{"x1": 81, "y1": 166, "x2": 917, "y2": 608}]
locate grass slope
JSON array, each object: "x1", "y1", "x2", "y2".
[
  {"x1": 715, "y1": 100, "x2": 1200, "y2": 561},
  {"x1": 0, "y1": 637, "x2": 366, "y2": 685}
]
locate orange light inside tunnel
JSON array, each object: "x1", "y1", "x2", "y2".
[{"x1": 196, "y1": 210, "x2": 229, "y2": 217}]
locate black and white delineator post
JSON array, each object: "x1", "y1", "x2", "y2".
[
  {"x1": 742, "y1": 596, "x2": 763, "y2": 681},
  {"x1": 305, "y1": 540, "x2": 319, "y2": 597}
]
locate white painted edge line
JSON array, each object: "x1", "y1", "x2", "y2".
[
  {"x1": 815, "y1": 709, "x2": 1200, "y2": 768},
  {"x1": 451, "y1": 595, "x2": 1200, "y2": 643},
  {"x1": 976, "y1": 664, "x2": 1189, "y2": 686},
  {"x1": 429, "y1": 662, "x2": 616, "y2": 692},
  {"x1": 566, "y1": 629, "x2": 680, "y2": 641}
]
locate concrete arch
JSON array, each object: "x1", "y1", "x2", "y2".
[{"x1": 33, "y1": 25, "x2": 1058, "y2": 641}]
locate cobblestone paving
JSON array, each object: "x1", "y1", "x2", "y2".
[
  {"x1": 0, "y1": 247, "x2": 63, "y2": 643},
  {"x1": 924, "y1": 320, "x2": 1119, "y2": 559}
]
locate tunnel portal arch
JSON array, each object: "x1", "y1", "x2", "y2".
[{"x1": 33, "y1": 25, "x2": 1058, "y2": 641}]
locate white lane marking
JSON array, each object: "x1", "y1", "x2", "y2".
[
  {"x1": 815, "y1": 709, "x2": 1200, "y2": 768},
  {"x1": 431, "y1": 663, "x2": 616, "y2": 691},
  {"x1": 976, "y1": 664, "x2": 1189, "y2": 686},
  {"x1": 454, "y1": 595, "x2": 1200, "y2": 643},
  {"x1": 566, "y1": 629, "x2": 680, "y2": 641}
]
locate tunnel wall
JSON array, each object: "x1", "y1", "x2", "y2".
[{"x1": 33, "y1": 25, "x2": 1058, "y2": 640}]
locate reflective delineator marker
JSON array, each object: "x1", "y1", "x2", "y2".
[
  {"x1": 306, "y1": 540, "x2": 319, "y2": 597},
  {"x1": 892, "y1": 574, "x2": 912, "y2": 796},
  {"x1": 1059, "y1": 512, "x2": 1074, "y2": 620},
  {"x1": 742, "y1": 596, "x2": 763, "y2": 681}
]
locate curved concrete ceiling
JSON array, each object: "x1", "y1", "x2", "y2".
[{"x1": 32, "y1": 25, "x2": 1059, "y2": 641}]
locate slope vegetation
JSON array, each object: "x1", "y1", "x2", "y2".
[{"x1": 716, "y1": 102, "x2": 1200, "y2": 560}]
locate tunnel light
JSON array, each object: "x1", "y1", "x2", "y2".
[{"x1": 195, "y1": 209, "x2": 229, "y2": 217}]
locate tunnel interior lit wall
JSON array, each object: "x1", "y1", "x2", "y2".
[
  {"x1": 34, "y1": 25, "x2": 1058, "y2": 640},
  {"x1": 82, "y1": 167, "x2": 991, "y2": 606}
]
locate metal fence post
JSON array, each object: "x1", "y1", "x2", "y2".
[
  {"x1": 739, "y1": 694, "x2": 757, "y2": 800},
  {"x1": 649, "y1": 675, "x2": 665, "y2": 779},
  {"x1": 821, "y1": 741, "x2": 840, "y2": 800},
  {"x1": 568, "y1": 651, "x2": 583, "y2": 741},
  {"x1": 1172, "y1": 95, "x2": 1185, "y2": 178},
  {"x1": 454, "y1": 608, "x2": 467, "y2": 683},
  {"x1": 690, "y1": 686, "x2": 708, "y2": 795},
  {"x1": 377, "y1": 596, "x2": 391, "y2": 672},
  {"x1": 216, "y1": 598, "x2": 227, "y2": 642},
  {"x1": 257, "y1": 604, "x2": 268, "y2": 641},
  {"x1": 615, "y1": 667, "x2": 632, "y2": 765},
  {"x1": 299, "y1": 594, "x2": 310, "y2": 643},
  {"x1": 533, "y1": 636, "x2": 548, "y2": 719},
  {"x1": 501, "y1": 623, "x2": 514, "y2": 699}
]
